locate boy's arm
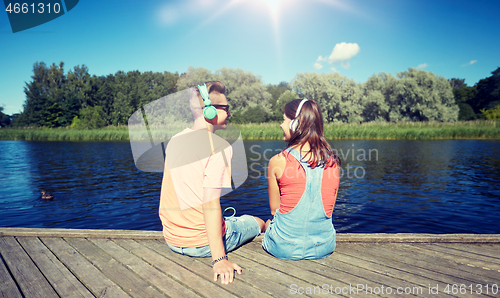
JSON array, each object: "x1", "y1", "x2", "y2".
[{"x1": 202, "y1": 187, "x2": 241, "y2": 285}]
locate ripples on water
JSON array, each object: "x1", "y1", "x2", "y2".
[{"x1": 0, "y1": 139, "x2": 499, "y2": 233}]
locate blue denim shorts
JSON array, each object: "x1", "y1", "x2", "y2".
[{"x1": 167, "y1": 215, "x2": 260, "y2": 258}]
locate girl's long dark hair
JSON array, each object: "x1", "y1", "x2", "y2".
[{"x1": 285, "y1": 99, "x2": 341, "y2": 168}]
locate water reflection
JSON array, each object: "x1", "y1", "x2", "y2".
[{"x1": 0, "y1": 139, "x2": 499, "y2": 233}]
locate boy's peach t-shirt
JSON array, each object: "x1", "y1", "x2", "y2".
[{"x1": 159, "y1": 128, "x2": 232, "y2": 247}]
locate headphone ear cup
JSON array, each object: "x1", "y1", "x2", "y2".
[{"x1": 203, "y1": 105, "x2": 217, "y2": 119}]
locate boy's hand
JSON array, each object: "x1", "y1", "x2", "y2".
[{"x1": 213, "y1": 259, "x2": 241, "y2": 284}]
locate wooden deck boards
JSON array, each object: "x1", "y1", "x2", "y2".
[{"x1": 1, "y1": 228, "x2": 499, "y2": 298}]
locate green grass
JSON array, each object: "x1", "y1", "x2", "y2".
[
  {"x1": 0, "y1": 126, "x2": 130, "y2": 141},
  {"x1": 238, "y1": 120, "x2": 500, "y2": 140},
  {"x1": 1, "y1": 121, "x2": 499, "y2": 141}
]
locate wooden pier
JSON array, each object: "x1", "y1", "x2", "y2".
[{"x1": 1, "y1": 228, "x2": 499, "y2": 297}]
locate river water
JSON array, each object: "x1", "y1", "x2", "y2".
[{"x1": 0, "y1": 139, "x2": 499, "y2": 233}]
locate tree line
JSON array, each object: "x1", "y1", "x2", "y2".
[{"x1": 1, "y1": 63, "x2": 499, "y2": 128}]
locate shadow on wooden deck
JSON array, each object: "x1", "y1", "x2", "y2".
[{"x1": 1, "y1": 228, "x2": 499, "y2": 297}]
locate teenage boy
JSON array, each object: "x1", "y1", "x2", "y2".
[{"x1": 159, "y1": 81, "x2": 265, "y2": 284}]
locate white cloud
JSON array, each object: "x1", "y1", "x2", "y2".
[
  {"x1": 417, "y1": 63, "x2": 427, "y2": 69},
  {"x1": 341, "y1": 61, "x2": 351, "y2": 69},
  {"x1": 327, "y1": 42, "x2": 360, "y2": 64},
  {"x1": 313, "y1": 42, "x2": 359, "y2": 72},
  {"x1": 314, "y1": 62, "x2": 323, "y2": 70},
  {"x1": 462, "y1": 60, "x2": 478, "y2": 67},
  {"x1": 314, "y1": 55, "x2": 325, "y2": 69}
]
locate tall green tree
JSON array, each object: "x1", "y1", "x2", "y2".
[
  {"x1": 449, "y1": 78, "x2": 477, "y2": 120},
  {"x1": 473, "y1": 67, "x2": 500, "y2": 114},
  {"x1": 62, "y1": 65, "x2": 91, "y2": 125},
  {"x1": 19, "y1": 62, "x2": 50, "y2": 126},
  {"x1": 272, "y1": 90, "x2": 299, "y2": 120},
  {"x1": 385, "y1": 68, "x2": 458, "y2": 122},
  {"x1": 0, "y1": 106, "x2": 11, "y2": 127},
  {"x1": 292, "y1": 72, "x2": 364, "y2": 123},
  {"x1": 267, "y1": 82, "x2": 290, "y2": 121},
  {"x1": 361, "y1": 73, "x2": 391, "y2": 122}
]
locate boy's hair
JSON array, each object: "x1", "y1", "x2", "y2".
[
  {"x1": 205, "y1": 81, "x2": 226, "y2": 96},
  {"x1": 284, "y1": 99, "x2": 340, "y2": 168}
]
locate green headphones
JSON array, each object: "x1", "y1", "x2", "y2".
[{"x1": 197, "y1": 83, "x2": 218, "y2": 119}]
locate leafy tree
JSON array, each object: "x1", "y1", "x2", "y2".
[
  {"x1": 385, "y1": 68, "x2": 458, "y2": 122},
  {"x1": 19, "y1": 62, "x2": 51, "y2": 126},
  {"x1": 449, "y1": 78, "x2": 478, "y2": 120},
  {"x1": 449, "y1": 78, "x2": 466, "y2": 90},
  {"x1": 292, "y1": 72, "x2": 364, "y2": 123},
  {"x1": 72, "y1": 105, "x2": 107, "y2": 129},
  {"x1": 458, "y1": 103, "x2": 477, "y2": 120},
  {"x1": 361, "y1": 73, "x2": 391, "y2": 122},
  {"x1": 481, "y1": 103, "x2": 500, "y2": 120},
  {"x1": 473, "y1": 67, "x2": 500, "y2": 114},
  {"x1": 62, "y1": 65, "x2": 91, "y2": 126},
  {"x1": 0, "y1": 106, "x2": 11, "y2": 127},
  {"x1": 230, "y1": 106, "x2": 269, "y2": 123},
  {"x1": 272, "y1": 90, "x2": 298, "y2": 120},
  {"x1": 267, "y1": 82, "x2": 290, "y2": 121}
]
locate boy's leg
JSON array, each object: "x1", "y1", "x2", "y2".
[
  {"x1": 254, "y1": 216, "x2": 266, "y2": 233},
  {"x1": 224, "y1": 215, "x2": 262, "y2": 252},
  {"x1": 167, "y1": 243, "x2": 211, "y2": 258}
]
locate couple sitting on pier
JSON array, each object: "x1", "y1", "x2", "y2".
[{"x1": 159, "y1": 81, "x2": 340, "y2": 284}]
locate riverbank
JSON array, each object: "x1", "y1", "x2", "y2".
[{"x1": 0, "y1": 120, "x2": 498, "y2": 141}]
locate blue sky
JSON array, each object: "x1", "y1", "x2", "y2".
[{"x1": 1, "y1": 0, "x2": 499, "y2": 115}]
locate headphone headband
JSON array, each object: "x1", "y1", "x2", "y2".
[
  {"x1": 197, "y1": 83, "x2": 217, "y2": 119},
  {"x1": 289, "y1": 99, "x2": 308, "y2": 132},
  {"x1": 295, "y1": 99, "x2": 308, "y2": 118}
]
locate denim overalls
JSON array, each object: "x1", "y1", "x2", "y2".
[{"x1": 262, "y1": 147, "x2": 336, "y2": 260}]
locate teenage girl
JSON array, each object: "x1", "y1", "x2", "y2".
[{"x1": 262, "y1": 99, "x2": 341, "y2": 260}]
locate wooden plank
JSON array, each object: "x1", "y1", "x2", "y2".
[
  {"x1": 0, "y1": 237, "x2": 58, "y2": 298},
  {"x1": 435, "y1": 243, "x2": 500, "y2": 259},
  {"x1": 90, "y1": 238, "x2": 200, "y2": 298},
  {"x1": 404, "y1": 243, "x2": 500, "y2": 275},
  {"x1": 341, "y1": 243, "x2": 499, "y2": 297},
  {"x1": 234, "y1": 242, "x2": 351, "y2": 291},
  {"x1": 242, "y1": 241, "x2": 406, "y2": 297},
  {"x1": 41, "y1": 237, "x2": 131, "y2": 297},
  {"x1": 0, "y1": 250, "x2": 23, "y2": 298},
  {"x1": 197, "y1": 251, "x2": 323, "y2": 297},
  {"x1": 65, "y1": 237, "x2": 166, "y2": 298},
  {"x1": 240, "y1": 242, "x2": 395, "y2": 298},
  {"x1": 310, "y1": 248, "x2": 437, "y2": 297},
  {"x1": 16, "y1": 237, "x2": 94, "y2": 298},
  {"x1": 115, "y1": 239, "x2": 235, "y2": 298},
  {"x1": 412, "y1": 243, "x2": 500, "y2": 267},
  {"x1": 141, "y1": 239, "x2": 273, "y2": 298},
  {"x1": 320, "y1": 252, "x2": 456, "y2": 298},
  {"x1": 3, "y1": 228, "x2": 500, "y2": 242},
  {"x1": 335, "y1": 233, "x2": 500, "y2": 243},
  {"x1": 0, "y1": 228, "x2": 163, "y2": 239}
]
